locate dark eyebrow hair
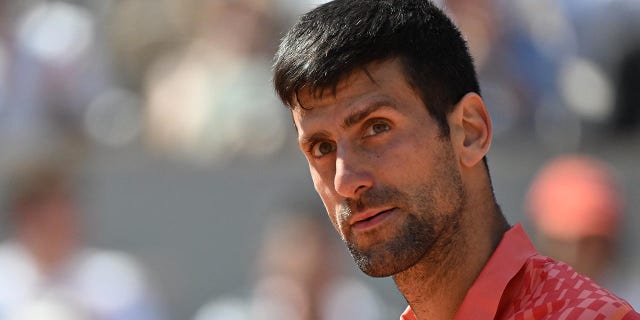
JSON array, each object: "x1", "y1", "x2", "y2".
[
  {"x1": 299, "y1": 131, "x2": 330, "y2": 148},
  {"x1": 298, "y1": 99, "x2": 395, "y2": 147},
  {"x1": 343, "y1": 100, "x2": 395, "y2": 129}
]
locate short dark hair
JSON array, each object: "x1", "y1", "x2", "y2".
[{"x1": 273, "y1": 0, "x2": 480, "y2": 136}]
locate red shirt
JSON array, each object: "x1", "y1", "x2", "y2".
[{"x1": 400, "y1": 224, "x2": 639, "y2": 320}]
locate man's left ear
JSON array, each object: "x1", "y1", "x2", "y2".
[{"x1": 448, "y1": 93, "x2": 492, "y2": 168}]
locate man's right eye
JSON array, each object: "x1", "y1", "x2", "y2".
[{"x1": 310, "y1": 141, "x2": 336, "y2": 158}]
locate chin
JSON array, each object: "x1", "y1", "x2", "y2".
[
  {"x1": 354, "y1": 255, "x2": 417, "y2": 278},
  {"x1": 346, "y1": 218, "x2": 434, "y2": 277},
  {"x1": 358, "y1": 265, "x2": 399, "y2": 278},
  {"x1": 348, "y1": 243, "x2": 420, "y2": 278}
]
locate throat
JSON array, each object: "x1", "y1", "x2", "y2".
[
  {"x1": 392, "y1": 210, "x2": 510, "y2": 320},
  {"x1": 392, "y1": 228, "x2": 469, "y2": 320}
]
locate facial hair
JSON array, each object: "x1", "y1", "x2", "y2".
[{"x1": 337, "y1": 145, "x2": 465, "y2": 277}]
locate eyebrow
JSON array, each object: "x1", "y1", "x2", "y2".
[
  {"x1": 342, "y1": 100, "x2": 395, "y2": 129},
  {"x1": 299, "y1": 131, "x2": 330, "y2": 147},
  {"x1": 298, "y1": 99, "x2": 396, "y2": 147}
]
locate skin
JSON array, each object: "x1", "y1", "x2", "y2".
[
  {"x1": 16, "y1": 186, "x2": 80, "y2": 273},
  {"x1": 292, "y1": 58, "x2": 508, "y2": 319}
]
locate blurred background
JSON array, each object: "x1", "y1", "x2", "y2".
[{"x1": 0, "y1": 0, "x2": 638, "y2": 318}]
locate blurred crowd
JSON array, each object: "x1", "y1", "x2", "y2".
[
  {"x1": 526, "y1": 154, "x2": 640, "y2": 307},
  {"x1": 1, "y1": 0, "x2": 639, "y2": 159},
  {"x1": 0, "y1": 0, "x2": 298, "y2": 165},
  {"x1": 0, "y1": 156, "x2": 164, "y2": 319},
  {"x1": 0, "y1": 0, "x2": 638, "y2": 319},
  {"x1": 193, "y1": 201, "x2": 391, "y2": 320}
]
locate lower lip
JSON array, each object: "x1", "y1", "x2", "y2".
[{"x1": 352, "y1": 209, "x2": 394, "y2": 231}]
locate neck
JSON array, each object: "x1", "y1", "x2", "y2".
[{"x1": 393, "y1": 187, "x2": 508, "y2": 320}]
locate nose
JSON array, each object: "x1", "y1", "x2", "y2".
[{"x1": 334, "y1": 148, "x2": 373, "y2": 199}]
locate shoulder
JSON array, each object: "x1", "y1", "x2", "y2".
[
  {"x1": 509, "y1": 255, "x2": 638, "y2": 319},
  {"x1": 0, "y1": 242, "x2": 40, "y2": 307},
  {"x1": 70, "y1": 249, "x2": 153, "y2": 312},
  {"x1": 0, "y1": 242, "x2": 39, "y2": 288},
  {"x1": 72, "y1": 248, "x2": 150, "y2": 290}
]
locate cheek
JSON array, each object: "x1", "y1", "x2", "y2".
[
  {"x1": 310, "y1": 168, "x2": 340, "y2": 228},
  {"x1": 310, "y1": 164, "x2": 336, "y2": 201},
  {"x1": 381, "y1": 142, "x2": 450, "y2": 206}
]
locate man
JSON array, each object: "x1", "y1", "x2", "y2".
[{"x1": 272, "y1": 1, "x2": 640, "y2": 319}]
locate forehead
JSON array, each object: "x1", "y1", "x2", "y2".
[{"x1": 292, "y1": 59, "x2": 416, "y2": 120}]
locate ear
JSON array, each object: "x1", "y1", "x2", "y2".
[{"x1": 448, "y1": 93, "x2": 492, "y2": 168}]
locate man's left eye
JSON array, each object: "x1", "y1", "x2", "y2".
[{"x1": 364, "y1": 122, "x2": 390, "y2": 137}]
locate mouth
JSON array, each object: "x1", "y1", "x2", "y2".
[{"x1": 350, "y1": 208, "x2": 395, "y2": 231}]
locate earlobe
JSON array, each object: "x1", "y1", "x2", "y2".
[{"x1": 453, "y1": 93, "x2": 492, "y2": 168}]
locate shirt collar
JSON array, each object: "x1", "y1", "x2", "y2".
[{"x1": 400, "y1": 223, "x2": 537, "y2": 320}]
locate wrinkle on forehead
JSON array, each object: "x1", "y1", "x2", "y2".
[
  {"x1": 292, "y1": 60, "x2": 393, "y2": 111},
  {"x1": 292, "y1": 58, "x2": 419, "y2": 137}
]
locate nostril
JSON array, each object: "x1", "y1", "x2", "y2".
[{"x1": 334, "y1": 154, "x2": 373, "y2": 198}]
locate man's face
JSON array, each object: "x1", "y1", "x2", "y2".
[{"x1": 292, "y1": 59, "x2": 465, "y2": 277}]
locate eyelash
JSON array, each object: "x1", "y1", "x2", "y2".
[
  {"x1": 306, "y1": 118, "x2": 392, "y2": 158},
  {"x1": 363, "y1": 119, "x2": 391, "y2": 137},
  {"x1": 307, "y1": 140, "x2": 334, "y2": 158}
]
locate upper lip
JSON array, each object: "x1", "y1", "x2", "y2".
[{"x1": 349, "y1": 207, "x2": 395, "y2": 226}]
